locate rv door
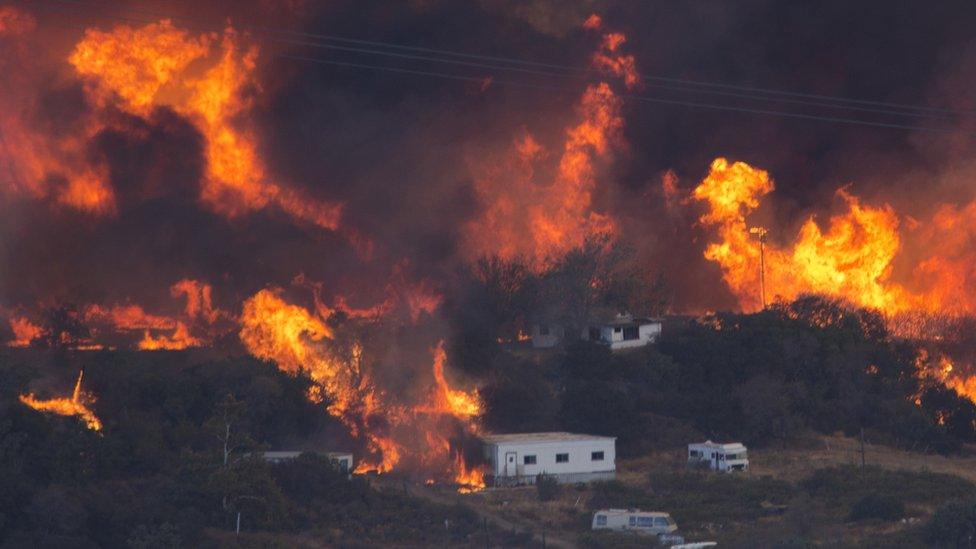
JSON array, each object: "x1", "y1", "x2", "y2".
[{"x1": 504, "y1": 451, "x2": 517, "y2": 477}]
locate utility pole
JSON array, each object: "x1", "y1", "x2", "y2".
[{"x1": 749, "y1": 226, "x2": 769, "y2": 309}]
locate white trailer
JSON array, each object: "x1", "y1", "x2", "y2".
[
  {"x1": 591, "y1": 509, "x2": 678, "y2": 535},
  {"x1": 482, "y1": 432, "x2": 615, "y2": 486},
  {"x1": 688, "y1": 440, "x2": 748, "y2": 472}
]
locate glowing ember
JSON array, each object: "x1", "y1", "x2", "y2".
[{"x1": 19, "y1": 370, "x2": 103, "y2": 431}]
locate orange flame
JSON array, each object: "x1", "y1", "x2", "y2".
[
  {"x1": 694, "y1": 158, "x2": 914, "y2": 313},
  {"x1": 67, "y1": 19, "x2": 342, "y2": 229},
  {"x1": 238, "y1": 288, "x2": 482, "y2": 482},
  {"x1": 463, "y1": 18, "x2": 635, "y2": 270},
  {"x1": 19, "y1": 370, "x2": 103, "y2": 431}
]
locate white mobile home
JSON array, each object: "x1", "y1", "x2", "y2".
[
  {"x1": 258, "y1": 451, "x2": 354, "y2": 473},
  {"x1": 482, "y1": 432, "x2": 615, "y2": 486},
  {"x1": 591, "y1": 509, "x2": 678, "y2": 536},
  {"x1": 688, "y1": 440, "x2": 748, "y2": 472},
  {"x1": 583, "y1": 314, "x2": 662, "y2": 350}
]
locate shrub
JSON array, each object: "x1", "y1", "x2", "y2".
[
  {"x1": 926, "y1": 499, "x2": 976, "y2": 547},
  {"x1": 847, "y1": 493, "x2": 904, "y2": 522},
  {"x1": 536, "y1": 474, "x2": 559, "y2": 502}
]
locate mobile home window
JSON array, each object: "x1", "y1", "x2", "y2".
[
  {"x1": 596, "y1": 515, "x2": 607, "y2": 526},
  {"x1": 591, "y1": 451, "x2": 604, "y2": 461},
  {"x1": 523, "y1": 455, "x2": 537, "y2": 465},
  {"x1": 622, "y1": 325, "x2": 639, "y2": 340},
  {"x1": 613, "y1": 326, "x2": 622, "y2": 333},
  {"x1": 690, "y1": 450, "x2": 701, "y2": 458},
  {"x1": 628, "y1": 516, "x2": 636, "y2": 527},
  {"x1": 555, "y1": 453, "x2": 569, "y2": 463}
]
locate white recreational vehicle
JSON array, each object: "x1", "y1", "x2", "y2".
[
  {"x1": 481, "y1": 432, "x2": 616, "y2": 486},
  {"x1": 591, "y1": 509, "x2": 678, "y2": 536},
  {"x1": 688, "y1": 440, "x2": 749, "y2": 472},
  {"x1": 258, "y1": 451, "x2": 354, "y2": 473}
]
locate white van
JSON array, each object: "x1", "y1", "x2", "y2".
[{"x1": 591, "y1": 509, "x2": 678, "y2": 535}]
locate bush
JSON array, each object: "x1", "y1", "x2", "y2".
[
  {"x1": 536, "y1": 474, "x2": 559, "y2": 502},
  {"x1": 926, "y1": 499, "x2": 976, "y2": 547},
  {"x1": 847, "y1": 493, "x2": 904, "y2": 522}
]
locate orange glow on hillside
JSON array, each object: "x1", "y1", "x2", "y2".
[{"x1": 8, "y1": 316, "x2": 41, "y2": 347}]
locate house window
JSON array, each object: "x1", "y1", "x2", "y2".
[
  {"x1": 539, "y1": 324, "x2": 549, "y2": 336},
  {"x1": 596, "y1": 515, "x2": 607, "y2": 526},
  {"x1": 524, "y1": 455, "x2": 537, "y2": 465},
  {"x1": 591, "y1": 451, "x2": 604, "y2": 461},
  {"x1": 622, "y1": 325, "x2": 639, "y2": 340},
  {"x1": 555, "y1": 453, "x2": 569, "y2": 463}
]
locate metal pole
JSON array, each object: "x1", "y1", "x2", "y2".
[
  {"x1": 236, "y1": 511, "x2": 241, "y2": 534},
  {"x1": 759, "y1": 231, "x2": 766, "y2": 309}
]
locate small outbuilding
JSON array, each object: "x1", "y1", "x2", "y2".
[
  {"x1": 688, "y1": 440, "x2": 748, "y2": 472},
  {"x1": 583, "y1": 313, "x2": 663, "y2": 350},
  {"x1": 481, "y1": 432, "x2": 615, "y2": 486}
]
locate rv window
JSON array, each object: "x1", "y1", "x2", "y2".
[
  {"x1": 653, "y1": 517, "x2": 671, "y2": 527},
  {"x1": 596, "y1": 515, "x2": 607, "y2": 526},
  {"x1": 524, "y1": 455, "x2": 537, "y2": 465},
  {"x1": 591, "y1": 451, "x2": 604, "y2": 461},
  {"x1": 636, "y1": 516, "x2": 654, "y2": 527},
  {"x1": 556, "y1": 453, "x2": 569, "y2": 463},
  {"x1": 539, "y1": 324, "x2": 549, "y2": 336},
  {"x1": 628, "y1": 516, "x2": 636, "y2": 527}
]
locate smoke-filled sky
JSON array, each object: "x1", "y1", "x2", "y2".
[{"x1": 3, "y1": 0, "x2": 976, "y2": 322}]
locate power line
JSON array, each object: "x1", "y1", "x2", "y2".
[
  {"x1": 20, "y1": 0, "x2": 976, "y2": 135},
  {"x1": 281, "y1": 55, "x2": 975, "y2": 136},
  {"x1": 41, "y1": 0, "x2": 975, "y2": 118}
]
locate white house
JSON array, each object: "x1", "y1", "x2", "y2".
[
  {"x1": 258, "y1": 451, "x2": 354, "y2": 473},
  {"x1": 687, "y1": 441, "x2": 748, "y2": 472},
  {"x1": 583, "y1": 314, "x2": 662, "y2": 350},
  {"x1": 481, "y1": 432, "x2": 615, "y2": 486}
]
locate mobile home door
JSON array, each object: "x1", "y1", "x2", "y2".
[{"x1": 504, "y1": 451, "x2": 517, "y2": 477}]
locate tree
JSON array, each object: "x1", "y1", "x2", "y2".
[{"x1": 205, "y1": 393, "x2": 255, "y2": 467}]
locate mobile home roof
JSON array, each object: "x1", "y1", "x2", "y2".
[{"x1": 482, "y1": 432, "x2": 615, "y2": 444}]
